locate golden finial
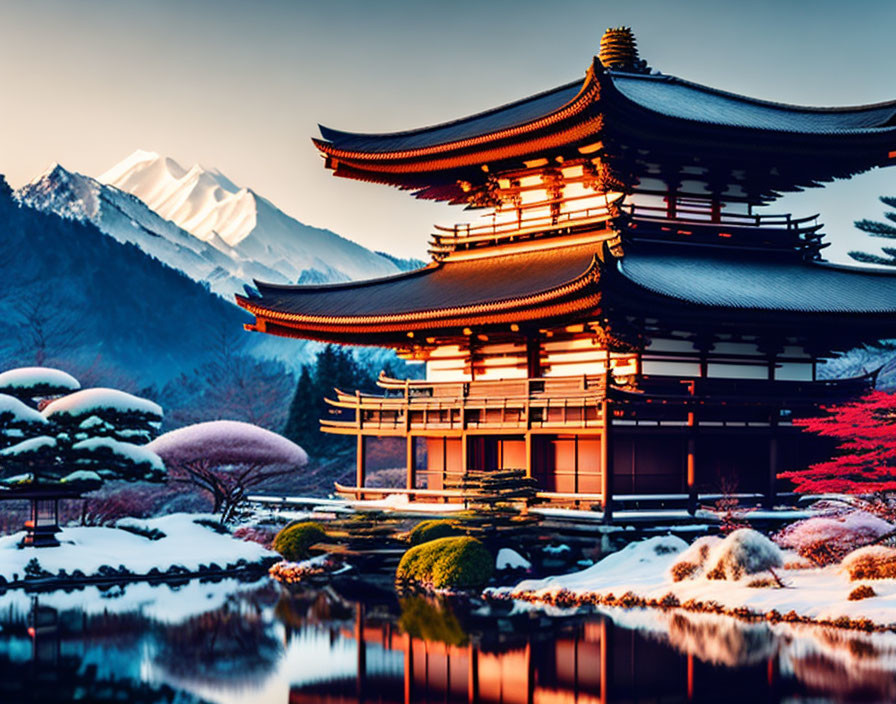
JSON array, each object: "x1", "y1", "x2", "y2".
[{"x1": 598, "y1": 26, "x2": 642, "y2": 71}]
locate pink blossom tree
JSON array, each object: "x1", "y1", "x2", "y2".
[{"x1": 147, "y1": 420, "x2": 308, "y2": 522}]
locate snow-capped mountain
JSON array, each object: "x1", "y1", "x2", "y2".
[
  {"x1": 99, "y1": 150, "x2": 401, "y2": 285},
  {"x1": 16, "y1": 164, "x2": 288, "y2": 298}
]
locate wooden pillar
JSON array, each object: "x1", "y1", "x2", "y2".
[
  {"x1": 356, "y1": 435, "x2": 366, "y2": 496},
  {"x1": 526, "y1": 642, "x2": 535, "y2": 704},
  {"x1": 406, "y1": 435, "x2": 416, "y2": 491},
  {"x1": 766, "y1": 413, "x2": 779, "y2": 509},
  {"x1": 601, "y1": 400, "x2": 613, "y2": 522},
  {"x1": 666, "y1": 183, "x2": 678, "y2": 219},
  {"x1": 355, "y1": 604, "x2": 366, "y2": 699},
  {"x1": 687, "y1": 653, "x2": 695, "y2": 701},
  {"x1": 467, "y1": 645, "x2": 479, "y2": 704},
  {"x1": 599, "y1": 618, "x2": 610, "y2": 704},
  {"x1": 403, "y1": 634, "x2": 413, "y2": 704},
  {"x1": 525, "y1": 432, "x2": 533, "y2": 479},
  {"x1": 686, "y1": 381, "x2": 697, "y2": 515},
  {"x1": 526, "y1": 336, "x2": 541, "y2": 378}
]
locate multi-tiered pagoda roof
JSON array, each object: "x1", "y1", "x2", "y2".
[{"x1": 238, "y1": 27, "x2": 896, "y2": 512}]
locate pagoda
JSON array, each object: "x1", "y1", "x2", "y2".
[{"x1": 237, "y1": 28, "x2": 896, "y2": 517}]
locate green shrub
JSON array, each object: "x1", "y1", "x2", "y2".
[
  {"x1": 273, "y1": 522, "x2": 327, "y2": 561},
  {"x1": 408, "y1": 519, "x2": 465, "y2": 546},
  {"x1": 396, "y1": 536, "x2": 493, "y2": 590}
]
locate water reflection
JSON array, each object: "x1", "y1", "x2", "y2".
[{"x1": 0, "y1": 579, "x2": 895, "y2": 703}]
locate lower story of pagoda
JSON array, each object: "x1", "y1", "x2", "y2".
[{"x1": 325, "y1": 373, "x2": 866, "y2": 517}]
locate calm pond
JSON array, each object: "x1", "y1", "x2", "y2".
[{"x1": 1, "y1": 576, "x2": 894, "y2": 703}]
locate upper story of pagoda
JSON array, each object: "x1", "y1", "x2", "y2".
[{"x1": 314, "y1": 27, "x2": 896, "y2": 209}]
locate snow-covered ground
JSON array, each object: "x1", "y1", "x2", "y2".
[
  {"x1": 0, "y1": 513, "x2": 276, "y2": 584},
  {"x1": 493, "y1": 535, "x2": 896, "y2": 629}
]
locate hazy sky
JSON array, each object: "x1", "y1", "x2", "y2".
[{"x1": 3, "y1": 0, "x2": 895, "y2": 260}]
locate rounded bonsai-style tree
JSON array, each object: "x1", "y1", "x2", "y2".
[
  {"x1": 0, "y1": 370, "x2": 165, "y2": 546},
  {"x1": 0, "y1": 394, "x2": 49, "y2": 450},
  {"x1": 147, "y1": 420, "x2": 308, "y2": 523},
  {"x1": 0, "y1": 367, "x2": 80, "y2": 406}
]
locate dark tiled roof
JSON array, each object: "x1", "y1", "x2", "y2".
[
  {"x1": 316, "y1": 68, "x2": 896, "y2": 155},
  {"x1": 609, "y1": 72, "x2": 896, "y2": 134},
  {"x1": 318, "y1": 80, "x2": 583, "y2": 154},
  {"x1": 617, "y1": 248, "x2": 896, "y2": 314},
  {"x1": 247, "y1": 242, "x2": 600, "y2": 319}
]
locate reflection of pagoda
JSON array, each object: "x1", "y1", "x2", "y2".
[{"x1": 239, "y1": 28, "x2": 896, "y2": 516}]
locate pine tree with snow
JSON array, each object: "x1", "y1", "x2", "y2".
[
  {"x1": 849, "y1": 196, "x2": 896, "y2": 266},
  {"x1": 0, "y1": 368, "x2": 165, "y2": 545},
  {"x1": 0, "y1": 367, "x2": 80, "y2": 407}
]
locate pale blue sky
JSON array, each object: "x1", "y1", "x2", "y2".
[{"x1": 2, "y1": 0, "x2": 895, "y2": 260}]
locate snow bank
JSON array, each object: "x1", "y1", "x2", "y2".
[
  {"x1": 349, "y1": 493, "x2": 468, "y2": 513},
  {"x1": 496, "y1": 548, "x2": 531, "y2": 571},
  {"x1": 498, "y1": 534, "x2": 896, "y2": 629},
  {"x1": 514, "y1": 536, "x2": 687, "y2": 595},
  {"x1": 0, "y1": 513, "x2": 276, "y2": 584},
  {"x1": 0, "y1": 367, "x2": 80, "y2": 394},
  {"x1": 42, "y1": 387, "x2": 162, "y2": 420}
]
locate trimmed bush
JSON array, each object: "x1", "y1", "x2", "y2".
[
  {"x1": 273, "y1": 522, "x2": 327, "y2": 561},
  {"x1": 668, "y1": 535, "x2": 722, "y2": 582},
  {"x1": 408, "y1": 519, "x2": 465, "y2": 546},
  {"x1": 849, "y1": 584, "x2": 877, "y2": 601},
  {"x1": 842, "y1": 546, "x2": 896, "y2": 581},
  {"x1": 774, "y1": 511, "x2": 893, "y2": 566},
  {"x1": 704, "y1": 529, "x2": 782, "y2": 581},
  {"x1": 396, "y1": 536, "x2": 494, "y2": 590}
]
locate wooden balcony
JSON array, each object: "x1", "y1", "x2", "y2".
[{"x1": 321, "y1": 374, "x2": 607, "y2": 435}]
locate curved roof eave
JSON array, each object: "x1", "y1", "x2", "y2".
[
  {"x1": 605, "y1": 70, "x2": 896, "y2": 136},
  {"x1": 615, "y1": 248, "x2": 896, "y2": 315}
]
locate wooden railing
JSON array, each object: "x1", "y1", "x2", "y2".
[
  {"x1": 428, "y1": 195, "x2": 822, "y2": 257},
  {"x1": 429, "y1": 196, "x2": 623, "y2": 254},
  {"x1": 622, "y1": 202, "x2": 820, "y2": 231},
  {"x1": 321, "y1": 374, "x2": 607, "y2": 433}
]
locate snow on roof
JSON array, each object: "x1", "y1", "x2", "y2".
[
  {"x1": 147, "y1": 420, "x2": 307, "y2": 467},
  {"x1": 72, "y1": 437, "x2": 164, "y2": 472},
  {"x1": 0, "y1": 367, "x2": 80, "y2": 394},
  {"x1": 42, "y1": 388, "x2": 163, "y2": 421},
  {"x1": 0, "y1": 394, "x2": 48, "y2": 426}
]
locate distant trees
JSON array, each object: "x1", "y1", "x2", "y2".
[
  {"x1": 779, "y1": 390, "x2": 896, "y2": 519},
  {"x1": 157, "y1": 325, "x2": 295, "y2": 431},
  {"x1": 148, "y1": 420, "x2": 308, "y2": 522},
  {"x1": 282, "y1": 345, "x2": 379, "y2": 458},
  {"x1": 849, "y1": 195, "x2": 896, "y2": 267}
]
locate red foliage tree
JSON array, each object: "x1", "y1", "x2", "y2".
[{"x1": 779, "y1": 391, "x2": 896, "y2": 518}]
